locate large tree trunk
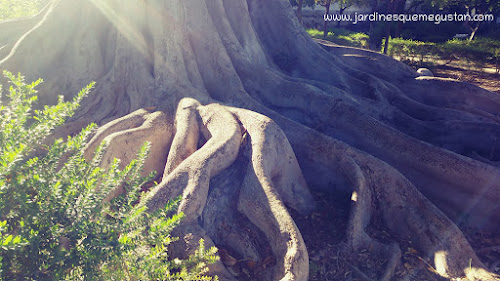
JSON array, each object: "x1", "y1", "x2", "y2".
[{"x1": 1, "y1": 0, "x2": 500, "y2": 280}]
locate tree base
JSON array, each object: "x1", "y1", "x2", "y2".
[
  {"x1": 1, "y1": 0, "x2": 499, "y2": 279},
  {"x1": 80, "y1": 99, "x2": 499, "y2": 280}
]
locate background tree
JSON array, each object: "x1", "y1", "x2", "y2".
[
  {"x1": 1, "y1": 0, "x2": 500, "y2": 280},
  {"x1": 290, "y1": 0, "x2": 316, "y2": 24},
  {"x1": 407, "y1": 0, "x2": 500, "y2": 41},
  {"x1": 323, "y1": 0, "x2": 332, "y2": 38},
  {"x1": 334, "y1": 0, "x2": 356, "y2": 26},
  {"x1": 318, "y1": 0, "x2": 357, "y2": 29},
  {"x1": 458, "y1": 0, "x2": 499, "y2": 40}
]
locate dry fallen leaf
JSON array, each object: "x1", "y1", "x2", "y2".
[
  {"x1": 218, "y1": 249, "x2": 237, "y2": 267},
  {"x1": 262, "y1": 256, "x2": 276, "y2": 269}
]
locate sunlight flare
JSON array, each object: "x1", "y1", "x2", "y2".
[
  {"x1": 89, "y1": 0, "x2": 148, "y2": 57},
  {"x1": 434, "y1": 251, "x2": 449, "y2": 277}
]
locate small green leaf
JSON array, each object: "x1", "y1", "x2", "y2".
[
  {"x1": 12, "y1": 236, "x2": 21, "y2": 244},
  {"x1": 3, "y1": 235, "x2": 13, "y2": 245}
]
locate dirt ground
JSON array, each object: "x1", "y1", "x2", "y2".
[
  {"x1": 291, "y1": 60, "x2": 500, "y2": 279},
  {"x1": 294, "y1": 40, "x2": 500, "y2": 281},
  {"x1": 433, "y1": 64, "x2": 500, "y2": 95},
  {"x1": 290, "y1": 54, "x2": 500, "y2": 281},
  {"x1": 291, "y1": 190, "x2": 500, "y2": 281},
  {"x1": 292, "y1": 190, "x2": 448, "y2": 281}
]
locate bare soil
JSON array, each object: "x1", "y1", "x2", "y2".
[
  {"x1": 292, "y1": 190, "x2": 500, "y2": 281},
  {"x1": 433, "y1": 65, "x2": 500, "y2": 95},
  {"x1": 292, "y1": 191, "x2": 446, "y2": 281},
  {"x1": 291, "y1": 51, "x2": 500, "y2": 281},
  {"x1": 290, "y1": 56, "x2": 500, "y2": 279}
]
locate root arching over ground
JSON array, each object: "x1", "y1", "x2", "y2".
[{"x1": 1, "y1": 0, "x2": 500, "y2": 280}]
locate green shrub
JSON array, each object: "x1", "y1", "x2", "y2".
[
  {"x1": 337, "y1": 32, "x2": 370, "y2": 49},
  {"x1": 385, "y1": 36, "x2": 500, "y2": 70},
  {"x1": 441, "y1": 39, "x2": 488, "y2": 66},
  {"x1": 307, "y1": 27, "x2": 500, "y2": 71},
  {"x1": 306, "y1": 28, "x2": 369, "y2": 49},
  {"x1": 386, "y1": 38, "x2": 438, "y2": 63},
  {"x1": 399, "y1": 22, "x2": 463, "y2": 43},
  {"x1": 0, "y1": 71, "x2": 218, "y2": 281},
  {"x1": 306, "y1": 28, "x2": 325, "y2": 39}
]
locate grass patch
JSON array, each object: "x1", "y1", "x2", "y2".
[
  {"x1": 307, "y1": 28, "x2": 369, "y2": 49},
  {"x1": 387, "y1": 37, "x2": 500, "y2": 71},
  {"x1": 307, "y1": 27, "x2": 500, "y2": 72}
]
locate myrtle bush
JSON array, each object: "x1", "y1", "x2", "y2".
[{"x1": 0, "y1": 71, "x2": 218, "y2": 281}]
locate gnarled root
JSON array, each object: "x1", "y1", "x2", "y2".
[
  {"x1": 83, "y1": 108, "x2": 174, "y2": 201},
  {"x1": 288, "y1": 124, "x2": 499, "y2": 281},
  {"x1": 82, "y1": 98, "x2": 317, "y2": 280},
  {"x1": 342, "y1": 157, "x2": 401, "y2": 281},
  {"x1": 230, "y1": 107, "x2": 314, "y2": 281},
  {"x1": 82, "y1": 97, "x2": 498, "y2": 281}
]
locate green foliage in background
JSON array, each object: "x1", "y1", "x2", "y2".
[
  {"x1": 308, "y1": 27, "x2": 500, "y2": 71},
  {"x1": 399, "y1": 22, "x2": 464, "y2": 43},
  {"x1": 289, "y1": 0, "x2": 316, "y2": 7},
  {"x1": 442, "y1": 38, "x2": 500, "y2": 66},
  {"x1": 386, "y1": 38, "x2": 438, "y2": 62},
  {"x1": 0, "y1": 0, "x2": 41, "y2": 21},
  {"x1": 307, "y1": 28, "x2": 369, "y2": 48},
  {"x1": 387, "y1": 37, "x2": 500, "y2": 70},
  {"x1": 0, "y1": 71, "x2": 219, "y2": 280}
]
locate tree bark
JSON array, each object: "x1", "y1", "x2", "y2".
[
  {"x1": 296, "y1": 0, "x2": 303, "y2": 24},
  {"x1": 382, "y1": 0, "x2": 395, "y2": 54},
  {"x1": 335, "y1": 6, "x2": 346, "y2": 28},
  {"x1": 464, "y1": 6, "x2": 481, "y2": 42},
  {"x1": 323, "y1": 0, "x2": 331, "y2": 39},
  {"x1": 368, "y1": 0, "x2": 379, "y2": 50},
  {"x1": 1, "y1": 0, "x2": 500, "y2": 280},
  {"x1": 468, "y1": 23, "x2": 480, "y2": 41}
]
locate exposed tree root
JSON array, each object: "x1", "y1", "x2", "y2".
[
  {"x1": 284, "y1": 122, "x2": 499, "y2": 280},
  {"x1": 78, "y1": 97, "x2": 499, "y2": 281},
  {"x1": 341, "y1": 157, "x2": 401, "y2": 281},
  {"x1": 83, "y1": 108, "x2": 174, "y2": 201},
  {"x1": 2, "y1": 0, "x2": 500, "y2": 280},
  {"x1": 82, "y1": 100, "x2": 318, "y2": 280},
  {"x1": 230, "y1": 107, "x2": 313, "y2": 280}
]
